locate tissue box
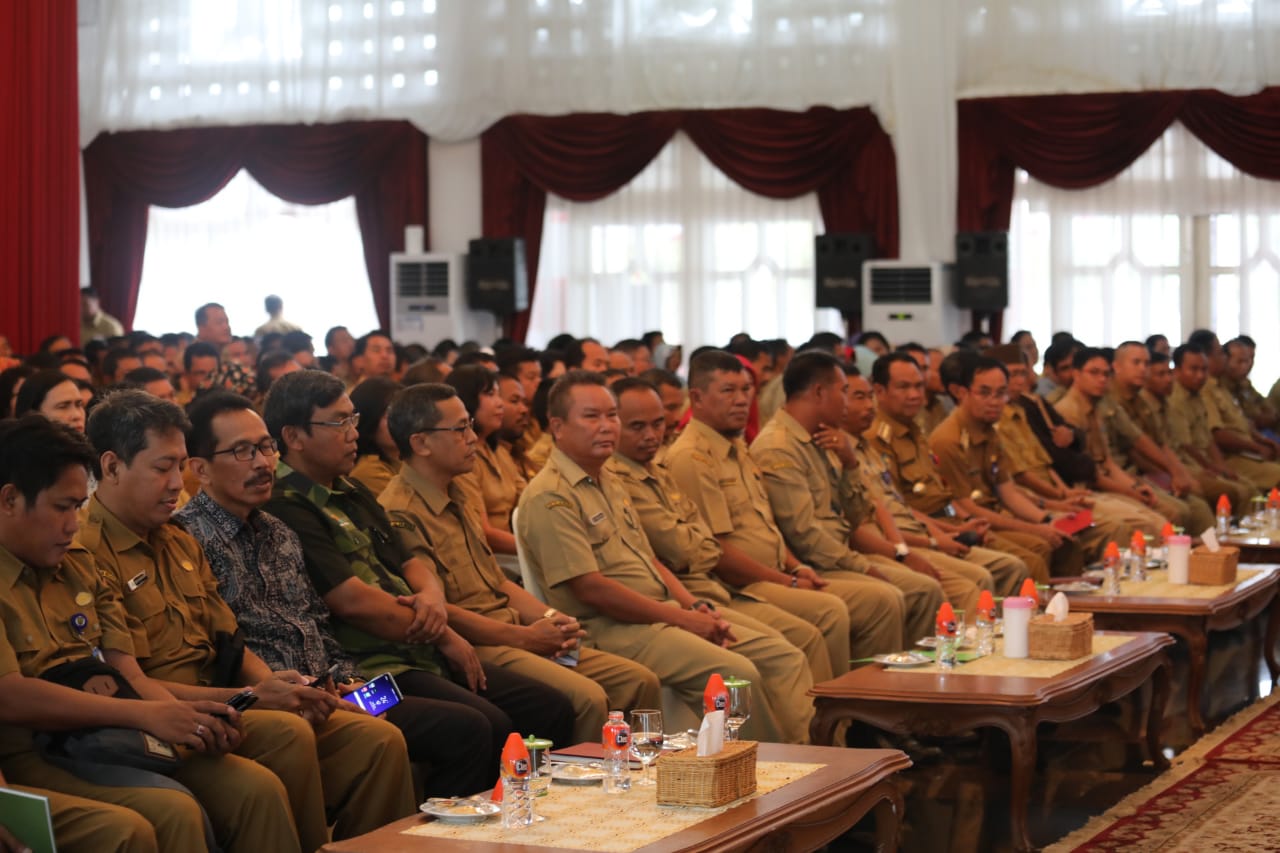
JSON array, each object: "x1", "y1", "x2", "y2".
[
  {"x1": 655, "y1": 740, "x2": 757, "y2": 807},
  {"x1": 1028, "y1": 613, "x2": 1094, "y2": 660},
  {"x1": 1188, "y1": 545, "x2": 1238, "y2": 585}
]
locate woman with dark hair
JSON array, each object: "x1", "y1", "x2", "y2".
[
  {"x1": 35, "y1": 334, "x2": 73, "y2": 356},
  {"x1": 525, "y1": 377, "x2": 556, "y2": 472},
  {"x1": 0, "y1": 365, "x2": 33, "y2": 418},
  {"x1": 14, "y1": 369, "x2": 86, "y2": 432},
  {"x1": 446, "y1": 365, "x2": 524, "y2": 560},
  {"x1": 348, "y1": 376, "x2": 404, "y2": 497}
]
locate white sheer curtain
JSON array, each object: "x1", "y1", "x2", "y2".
[
  {"x1": 132, "y1": 170, "x2": 380, "y2": 340},
  {"x1": 1007, "y1": 122, "x2": 1280, "y2": 386},
  {"x1": 528, "y1": 132, "x2": 842, "y2": 350},
  {"x1": 78, "y1": 0, "x2": 892, "y2": 145}
]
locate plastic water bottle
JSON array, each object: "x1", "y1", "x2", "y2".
[
  {"x1": 935, "y1": 601, "x2": 958, "y2": 670},
  {"x1": 500, "y1": 732, "x2": 534, "y2": 829},
  {"x1": 1102, "y1": 541, "x2": 1121, "y2": 596},
  {"x1": 602, "y1": 711, "x2": 631, "y2": 794},
  {"x1": 974, "y1": 590, "x2": 996, "y2": 656},
  {"x1": 1217, "y1": 495, "x2": 1232, "y2": 538},
  {"x1": 1129, "y1": 531, "x2": 1148, "y2": 583},
  {"x1": 1268, "y1": 488, "x2": 1279, "y2": 532}
]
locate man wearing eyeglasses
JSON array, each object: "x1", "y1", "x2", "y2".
[{"x1": 261, "y1": 371, "x2": 574, "y2": 783}]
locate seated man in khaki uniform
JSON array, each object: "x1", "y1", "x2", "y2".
[
  {"x1": 516, "y1": 371, "x2": 816, "y2": 744},
  {"x1": 378, "y1": 382, "x2": 661, "y2": 744},
  {"x1": 1220, "y1": 337, "x2": 1279, "y2": 435},
  {"x1": 750, "y1": 352, "x2": 945, "y2": 646},
  {"x1": 666, "y1": 352, "x2": 906, "y2": 660},
  {"x1": 928, "y1": 356, "x2": 1085, "y2": 577},
  {"x1": 0, "y1": 415, "x2": 300, "y2": 853},
  {"x1": 900, "y1": 345, "x2": 951, "y2": 438},
  {"x1": 1042, "y1": 347, "x2": 1181, "y2": 540},
  {"x1": 82, "y1": 391, "x2": 414, "y2": 853},
  {"x1": 866, "y1": 353, "x2": 1053, "y2": 583},
  {"x1": 1191, "y1": 330, "x2": 1280, "y2": 491},
  {"x1": 1167, "y1": 344, "x2": 1262, "y2": 508},
  {"x1": 844, "y1": 366, "x2": 1027, "y2": 600},
  {"x1": 607, "y1": 377, "x2": 848, "y2": 681}
]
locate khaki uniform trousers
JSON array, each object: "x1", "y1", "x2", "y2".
[
  {"x1": 2, "y1": 746, "x2": 298, "y2": 853},
  {"x1": 751, "y1": 575, "x2": 903, "y2": 661},
  {"x1": 1188, "y1": 464, "x2": 1256, "y2": 515},
  {"x1": 239, "y1": 709, "x2": 415, "y2": 853},
  {"x1": 474, "y1": 645, "x2": 662, "y2": 744},
  {"x1": 685, "y1": 575, "x2": 849, "y2": 680},
  {"x1": 585, "y1": 618, "x2": 814, "y2": 744},
  {"x1": 961, "y1": 545, "x2": 1029, "y2": 598},
  {"x1": 916, "y1": 549, "x2": 994, "y2": 613},
  {"x1": 988, "y1": 531, "x2": 1052, "y2": 583},
  {"x1": 1225, "y1": 454, "x2": 1280, "y2": 492},
  {"x1": 1091, "y1": 493, "x2": 1173, "y2": 541},
  {"x1": 20, "y1": 785, "x2": 157, "y2": 853},
  {"x1": 862, "y1": 557, "x2": 945, "y2": 649}
]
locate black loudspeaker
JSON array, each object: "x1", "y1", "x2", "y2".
[
  {"x1": 814, "y1": 233, "x2": 875, "y2": 316},
  {"x1": 953, "y1": 231, "x2": 1008, "y2": 310},
  {"x1": 466, "y1": 238, "x2": 528, "y2": 314}
]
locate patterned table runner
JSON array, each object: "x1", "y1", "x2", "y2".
[
  {"x1": 1086, "y1": 568, "x2": 1261, "y2": 600},
  {"x1": 400, "y1": 760, "x2": 826, "y2": 852}
]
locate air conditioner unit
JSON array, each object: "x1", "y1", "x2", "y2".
[
  {"x1": 861, "y1": 261, "x2": 965, "y2": 348},
  {"x1": 389, "y1": 252, "x2": 497, "y2": 348}
]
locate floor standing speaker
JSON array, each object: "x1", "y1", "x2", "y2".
[
  {"x1": 953, "y1": 231, "x2": 1008, "y2": 311},
  {"x1": 466, "y1": 238, "x2": 529, "y2": 314},
  {"x1": 815, "y1": 233, "x2": 875, "y2": 316}
]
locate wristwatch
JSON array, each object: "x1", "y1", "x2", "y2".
[
  {"x1": 542, "y1": 607, "x2": 558, "y2": 620},
  {"x1": 893, "y1": 543, "x2": 910, "y2": 562},
  {"x1": 689, "y1": 599, "x2": 716, "y2": 612},
  {"x1": 927, "y1": 536, "x2": 938, "y2": 548}
]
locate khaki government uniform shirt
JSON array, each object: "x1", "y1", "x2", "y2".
[
  {"x1": 379, "y1": 466, "x2": 521, "y2": 626},
  {"x1": 1220, "y1": 375, "x2": 1275, "y2": 425},
  {"x1": 350, "y1": 454, "x2": 399, "y2": 498},
  {"x1": 0, "y1": 543, "x2": 134, "y2": 759},
  {"x1": 854, "y1": 433, "x2": 935, "y2": 537},
  {"x1": 1167, "y1": 382, "x2": 1222, "y2": 460},
  {"x1": 928, "y1": 408, "x2": 1014, "y2": 511},
  {"x1": 455, "y1": 441, "x2": 527, "y2": 533},
  {"x1": 1052, "y1": 387, "x2": 1111, "y2": 467},
  {"x1": 864, "y1": 410, "x2": 955, "y2": 516},
  {"x1": 749, "y1": 410, "x2": 871, "y2": 574},
  {"x1": 517, "y1": 448, "x2": 669, "y2": 629},
  {"x1": 996, "y1": 404, "x2": 1055, "y2": 478},
  {"x1": 664, "y1": 417, "x2": 790, "y2": 571},
  {"x1": 79, "y1": 496, "x2": 240, "y2": 687}
]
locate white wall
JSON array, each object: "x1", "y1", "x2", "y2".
[{"x1": 427, "y1": 138, "x2": 482, "y2": 255}]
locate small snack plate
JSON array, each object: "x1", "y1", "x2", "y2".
[
  {"x1": 916, "y1": 636, "x2": 973, "y2": 650},
  {"x1": 550, "y1": 763, "x2": 606, "y2": 784},
  {"x1": 874, "y1": 651, "x2": 933, "y2": 668},
  {"x1": 1055, "y1": 581, "x2": 1100, "y2": 594},
  {"x1": 420, "y1": 799, "x2": 501, "y2": 824}
]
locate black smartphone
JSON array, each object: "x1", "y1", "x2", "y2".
[
  {"x1": 226, "y1": 690, "x2": 259, "y2": 713},
  {"x1": 341, "y1": 672, "x2": 403, "y2": 716},
  {"x1": 956, "y1": 531, "x2": 983, "y2": 547},
  {"x1": 315, "y1": 662, "x2": 342, "y2": 690}
]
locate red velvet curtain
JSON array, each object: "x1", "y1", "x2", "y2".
[
  {"x1": 958, "y1": 88, "x2": 1280, "y2": 232},
  {"x1": 0, "y1": 0, "x2": 79, "y2": 354},
  {"x1": 482, "y1": 107, "x2": 897, "y2": 341},
  {"x1": 83, "y1": 121, "x2": 427, "y2": 331}
]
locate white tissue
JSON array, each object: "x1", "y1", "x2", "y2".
[
  {"x1": 696, "y1": 711, "x2": 725, "y2": 757},
  {"x1": 1046, "y1": 592, "x2": 1070, "y2": 623},
  {"x1": 1201, "y1": 528, "x2": 1221, "y2": 553}
]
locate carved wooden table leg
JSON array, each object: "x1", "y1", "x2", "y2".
[
  {"x1": 991, "y1": 712, "x2": 1038, "y2": 853},
  {"x1": 1147, "y1": 653, "x2": 1172, "y2": 771},
  {"x1": 1266, "y1": 592, "x2": 1280, "y2": 685},
  {"x1": 870, "y1": 778, "x2": 906, "y2": 853},
  {"x1": 1180, "y1": 624, "x2": 1210, "y2": 737}
]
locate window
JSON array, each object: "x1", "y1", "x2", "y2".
[
  {"x1": 1008, "y1": 121, "x2": 1280, "y2": 386},
  {"x1": 529, "y1": 132, "x2": 843, "y2": 348},
  {"x1": 133, "y1": 170, "x2": 379, "y2": 341}
]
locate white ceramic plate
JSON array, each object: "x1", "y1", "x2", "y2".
[
  {"x1": 1055, "y1": 581, "x2": 1100, "y2": 594},
  {"x1": 420, "y1": 799, "x2": 501, "y2": 824},
  {"x1": 874, "y1": 651, "x2": 933, "y2": 668},
  {"x1": 550, "y1": 763, "x2": 606, "y2": 784}
]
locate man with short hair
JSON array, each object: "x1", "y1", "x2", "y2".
[
  {"x1": 666, "y1": 351, "x2": 905, "y2": 658},
  {"x1": 82, "y1": 390, "x2": 414, "y2": 853},
  {"x1": 253, "y1": 295, "x2": 301, "y2": 339},
  {"x1": 517, "y1": 371, "x2": 815, "y2": 743},
  {"x1": 377, "y1": 383, "x2": 660, "y2": 745},
  {"x1": 122, "y1": 366, "x2": 176, "y2": 402},
  {"x1": 101, "y1": 350, "x2": 141, "y2": 386},
  {"x1": 351, "y1": 331, "x2": 396, "y2": 383},
  {"x1": 564, "y1": 338, "x2": 609, "y2": 373},
  {"x1": 177, "y1": 391, "x2": 493, "y2": 799},
  {"x1": 0, "y1": 415, "x2": 297, "y2": 853},
  {"x1": 179, "y1": 342, "x2": 220, "y2": 406},
  {"x1": 750, "y1": 352, "x2": 946, "y2": 645},
  {"x1": 613, "y1": 339, "x2": 654, "y2": 375},
  {"x1": 1221, "y1": 337, "x2": 1278, "y2": 434},
  {"x1": 638, "y1": 368, "x2": 687, "y2": 450},
  {"x1": 261, "y1": 371, "x2": 574, "y2": 776},
  {"x1": 194, "y1": 303, "x2": 232, "y2": 349},
  {"x1": 1188, "y1": 329, "x2": 1280, "y2": 490},
  {"x1": 608, "y1": 378, "x2": 848, "y2": 682},
  {"x1": 1037, "y1": 338, "x2": 1078, "y2": 403},
  {"x1": 80, "y1": 287, "x2": 124, "y2": 344}
]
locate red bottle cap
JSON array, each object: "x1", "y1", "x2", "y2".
[
  {"x1": 1217, "y1": 494, "x2": 1231, "y2": 513},
  {"x1": 1104, "y1": 541, "x2": 1120, "y2": 560},
  {"x1": 1270, "y1": 488, "x2": 1280, "y2": 504},
  {"x1": 1019, "y1": 577, "x2": 1039, "y2": 603},
  {"x1": 1131, "y1": 530, "x2": 1146, "y2": 550},
  {"x1": 976, "y1": 589, "x2": 995, "y2": 618},
  {"x1": 703, "y1": 673, "x2": 728, "y2": 714},
  {"x1": 1160, "y1": 521, "x2": 1175, "y2": 542},
  {"x1": 491, "y1": 777, "x2": 504, "y2": 802},
  {"x1": 501, "y1": 732, "x2": 530, "y2": 780},
  {"x1": 936, "y1": 601, "x2": 957, "y2": 636}
]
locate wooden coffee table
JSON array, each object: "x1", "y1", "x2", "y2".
[
  {"x1": 809, "y1": 631, "x2": 1173, "y2": 853},
  {"x1": 320, "y1": 743, "x2": 911, "y2": 853},
  {"x1": 1061, "y1": 565, "x2": 1280, "y2": 735}
]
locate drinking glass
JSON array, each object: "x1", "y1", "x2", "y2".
[
  {"x1": 629, "y1": 709, "x2": 663, "y2": 786},
  {"x1": 724, "y1": 678, "x2": 752, "y2": 741}
]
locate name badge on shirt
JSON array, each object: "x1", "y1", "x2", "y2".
[
  {"x1": 588, "y1": 511, "x2": 606, "y2": 526},
  {"x1": 126, "y1": 571, "x2": 149, "y2": 592}
]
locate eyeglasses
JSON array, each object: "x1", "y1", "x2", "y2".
[
  {"x1": 211, "y1": 438, "x2": 279, "y2": 462},
  {"x1": 309, "y1": 413, "x2": 360, "y2": 430},
  {"x1": 418, "y1": 418, "x2": 475, "y2": 436},
  {"x1": 971, "y1": 387, "x2": 1010, "y2": 400}
]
